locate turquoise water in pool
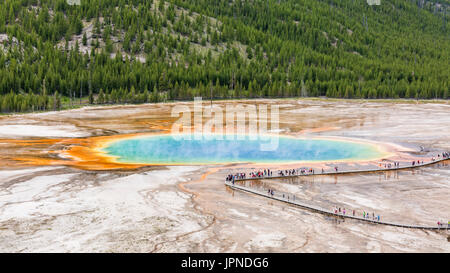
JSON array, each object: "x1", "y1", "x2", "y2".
[{"x1": 102, "y1": 134, "x2": 385, "y2": 164}]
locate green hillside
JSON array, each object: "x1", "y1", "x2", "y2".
[{"x1": 0, "y1": 0, "x2": 449, "y2": 112}]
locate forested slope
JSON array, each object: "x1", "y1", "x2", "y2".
[{"x1": 0, "y1": 0, "x2": 448, "y2": 113}]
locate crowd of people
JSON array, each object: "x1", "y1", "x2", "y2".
[
  {"x1": 380, "y1": 162, "x2": 400, "y2": 168},
  {"x1": 434, "y1": 152, "x2": 449, "y2": 161},
  {"x1": 277, "y1": 168, "x2": 313, "y2": 176},
  {"x1": 332, "y1": 206, "x2": 381, "y2": 221},
  {"x1": 250, "y1": 169, "x2": 273, "y2": 177},
  {"x1": 226, "y1": 167, "x2": 332, "y2": 182},
  {"x1": 225, "y1": 173, "x2": 246, "y2": 183},
  {"x1": 412, "y1": 152, "x2": 449, "y2": 166},
  {"x1": 226, "y1": 177, "x2": 449, "y2": 228},
  {"x1": 225, "y1": 169, "x2": 275, "y2": 183},
  {"x1": 411, "y1": 160, "x2": 424, "y2": 166},
  {"x1": 225, "y1": 151, "x2": 449, "y2": 227},
  {"x1": 226, "y1": 152, "x2": 450, "y2": 182}
]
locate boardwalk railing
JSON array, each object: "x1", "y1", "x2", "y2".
[
  {"x1": 225, "y1": 181, "x2": 450, "y2": 230},
  {"x1": 231, "y1": 157, "x2": 449, "y2": 182}
]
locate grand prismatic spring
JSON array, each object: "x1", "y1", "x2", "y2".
[
  {"x1": 0, "y1": 99, "x2": 449, "y2": 252},
  {"x1": 102, "y1": 134, "x2": 388, "y2": 165}
]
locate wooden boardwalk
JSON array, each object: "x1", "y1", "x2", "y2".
[
  {"x1": 232, "y1": 157, "x2": 450, "y2": 182},
  {"x1": 225, "y1": 181, "x2": 450, "y2": 230}
]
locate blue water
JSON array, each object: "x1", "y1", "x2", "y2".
[{"x1": 102, "y1": 134, "x2": 383, "y2": 164}]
